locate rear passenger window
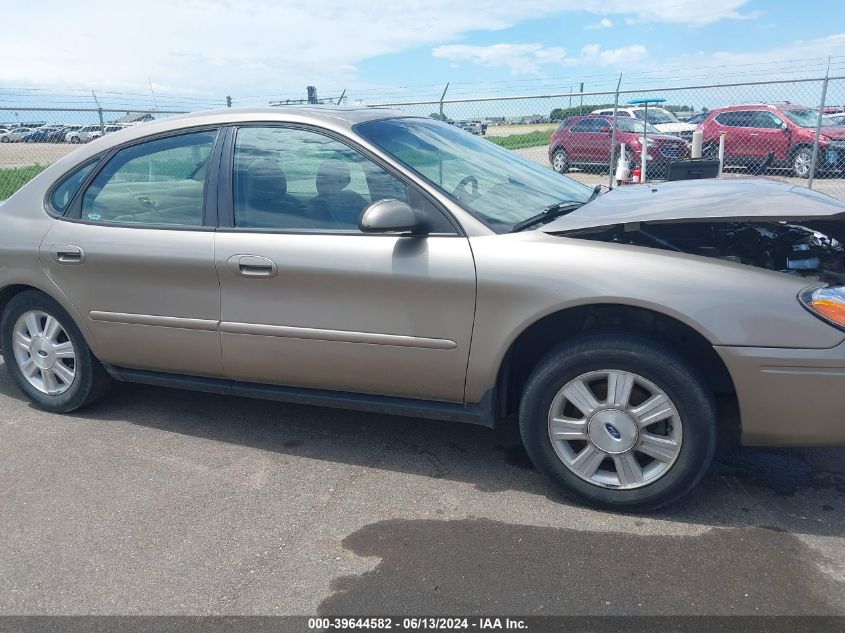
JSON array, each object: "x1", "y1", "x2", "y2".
[
  {"x1": 50, "y1": 161, "x2": 96, "y2": 214},
  {"x1": 80, "y1": 131, "x2": 217, "y2": 226}
]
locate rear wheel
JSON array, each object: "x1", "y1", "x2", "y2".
[
  {"x1": 519, "y1": 332, "x2": 716, "y2": 511},
  {"x1": 551, "y1": 149, "x2": 569, "y2": 174},
  {"x1": 1, "y1": 291, "x2": 110, "y2": 412}
]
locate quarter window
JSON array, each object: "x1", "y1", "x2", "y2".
[
  {"x1": 232, "y1": 126, "x2": 428, "y2": 232},
  {"x1": 80, "y1": 130, "x2": 217, "y2": 226},
  {"x1": 50, "y1": 161, "x2": 97, "y2": 213}
]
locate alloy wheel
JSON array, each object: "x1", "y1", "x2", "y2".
[
  {"x1": 547, "y1": 369, "x2": 683, "y2": 489},
  {"x1": 793, "y1": 149, "x2": 813, "y2": 178},
  {"x1": 12, "y1": 310, "x2": 77, "y2": 395}
]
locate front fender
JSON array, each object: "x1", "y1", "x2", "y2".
[{"x1": 464, "y1": 231, "x2": 844, "y2": 402}]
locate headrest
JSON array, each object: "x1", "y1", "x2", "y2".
[
  {"x1": 244, "y1": 159, "x2": 287, "y2": 207},
  {"x1": 315, "y1": 159, "x2": 351, "y2": 195}
]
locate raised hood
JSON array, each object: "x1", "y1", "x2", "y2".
[{"x1": 542, "y1": 178, "x2": 845, "y2": 234}]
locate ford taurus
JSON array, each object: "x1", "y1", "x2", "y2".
[{"x1": 2, "y1": 107, "x2": 844, "y2": 510}]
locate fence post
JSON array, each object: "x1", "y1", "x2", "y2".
[
  {"x1": 91, "y1": 90, "x2": 104, "y2": 134},
  {"x1": 808, "y1": 60, "x2": 830, "y2": 190},
  {"x1": 608, "y1": 74, "x2": 622, "y2": 189},
  {"x1": 439, "y1": 83, "x2": 450, "y2": 121}
]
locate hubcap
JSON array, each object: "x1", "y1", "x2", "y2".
[
  {"x1": 547, "y1": 370, "x2": 683, "y2": 489},
  {"x1": 795, "y1": 151, "x2": 811, "y2": 177},
  {"x1": 553, "y1": 152, "x2": 566, "y2": 171},
  {"x1": 12, "y1": 310, "x2": 76, "y2": 396}
]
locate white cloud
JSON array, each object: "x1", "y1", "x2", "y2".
[
  {"x1": 433, "y1": 42, "x2": 648, "y2": 74},
  {"x1": 0, "y1": 0, "x2": 753, "y2": 95},
  {"x1": 432, "y1": 44, "x2": 568, "y2": 75},
  {"x1": 586, "y1": 17, "x2": 614, "y2": 29}
]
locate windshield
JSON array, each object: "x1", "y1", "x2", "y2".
[
  {"x1": 782, "y1": 109, "x2": 836, "y2": 128},
  {"x1": 616, "y1": 118, "x2": 663, "y2": 135},
  {"x1": 356, "y1": 117, "x2": 592, "y2": 232},
  {"x1": 633, "y1": 108, "x2": 678, "y2": 124}
]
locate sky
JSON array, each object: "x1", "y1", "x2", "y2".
[{"x1": 1, "y1": 0, "x2": 844, "y2": 113}]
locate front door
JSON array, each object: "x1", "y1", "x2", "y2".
[
  {"x1": 214, "y1": 125, "x2": 476, "y2": 402},
  {"x1": 40, "y1": 129, "x2": 224, "y2": 377}
]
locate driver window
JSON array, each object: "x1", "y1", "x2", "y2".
[
  {"x1": 233, "y1": 126, "x2": 413, "y2": 231},
  {"x1": 80, "y1": 131, "x2": 216, "y2": 226}
]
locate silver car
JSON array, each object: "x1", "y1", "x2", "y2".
[{"x1": 2, "y1": 107, "x2": 844, "y2": 510}]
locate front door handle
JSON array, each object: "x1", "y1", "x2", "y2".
[
  {"x1": 49, "y1": 245, "x2": 85, "y2": 265},
  {"x1": 227, "y1": 255, "x2": 278, "y2": 278}
]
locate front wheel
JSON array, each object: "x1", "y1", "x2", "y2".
[
  {"x1": 519, "y1": 332, "x2": 716, "y2": 511},
  {"x1": 1, "y1": 291, "x2": 111, "y2": 412},
  {"x1": 792, "y1": 147, "x2": 816, "y2": 179}
]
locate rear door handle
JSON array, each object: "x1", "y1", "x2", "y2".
[
  {"x1": 227, "y1": 255, "x2": 278, "y2": 278},
  {"x1": 50, "y1": 245, "x2": 85, "y2": 265}
]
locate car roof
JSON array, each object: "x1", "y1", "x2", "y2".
[{"x1": 27, "y1": 106, "x2": 419, "y2": 181}]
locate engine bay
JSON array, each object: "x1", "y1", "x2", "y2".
[{"x1": 583, "y1": 220, "x2": 845, "y2": 285}]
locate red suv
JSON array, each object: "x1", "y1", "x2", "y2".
[
  {"x1": 549, "y1": 115, "x2": 689, "y2": 176},
  {"x1": 699, "y1": 103, "x2": 845, "y2": 178}
]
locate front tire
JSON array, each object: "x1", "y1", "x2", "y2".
[
  {"x1": 792, "y1": 147, "x2": 816, "y2": 179},
  {"x1": 1, "y1": 291, "x2": 110, "y2": 412},
  {"x1": 519, "y1": 331, "x2": 716, "y2": 511}
]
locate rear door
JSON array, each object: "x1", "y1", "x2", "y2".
[
  {"x1": 40, "y1": 129, "x2": 224, "y2": 377},
  {"x1": 568, "y1": 118, "x2": 611, "y2": 162},
  {"x1": 214, "y1": 125, "x2": 477, "y2": 402}
]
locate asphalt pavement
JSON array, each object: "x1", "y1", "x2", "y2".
[{"x1": 1, "y1": 356, "x2": 844, "y2": 616}]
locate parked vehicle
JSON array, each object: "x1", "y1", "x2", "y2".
[
  {"x1": 828, "y1": 112, "x2": 845, "y2": 126},
  {"x1": 592, "y1": 106, "x2": 697, "y2": 140},
  {"x1": 0, "y1": 128, "x2": 33, "y2": 143},
  {"x1": 48, "y1": 125, "x2": 81, "y2": 143},
  {"x1": 2, "y1": 108, "x2": 845, "y2": 511},
  {"x1": 455, "y1": 120, "x2": 487, "y2": 135},
  {"x1": 65, "y1": 125, "x2": 102, "y2": 144},
  {"x1": 549, "y1": 115, "x2": 689, "y2": 175},
  {"x1": 698, "y1": 103, "x2": 845, "y2": 177},
  {"x1": 684, "y1": 111, "x2": 709, "y2": 126},
  {"x1": 22, "y1": 127, "x2": 61, "y2": 143}
]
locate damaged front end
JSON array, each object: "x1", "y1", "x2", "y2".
[
  {"x1": 583, "y1": 220, "x2": 845, "y2": 285},
  {"x1": 542, "y1": 178, "x2": 845, "y2": 285}
]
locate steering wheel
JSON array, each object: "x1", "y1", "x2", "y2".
[{"x1": 452, "y1": 175, "x2": 479, "y2": 202}]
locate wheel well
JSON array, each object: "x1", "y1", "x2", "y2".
[
  {"x1": 495, "y1": 304, "x2": 736, "y2": 424},
  {"x1": 0, "y1": 285, "x2": 37, "y2": 320},
  {"x1": 788, "y1": 143, "x2": 813, "y2": 160}
]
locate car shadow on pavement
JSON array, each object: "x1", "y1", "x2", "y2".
[{"x1": 1, "y1": 368, "x2": 843, "y2": 537}]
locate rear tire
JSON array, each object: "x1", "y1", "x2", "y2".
[
  {"x1": 518, "y1": 331, "x2": 716, "y2": 511},
  {"x1": 551, "y1": 149, "x2": 569, "y2": 174},
  {"x1": 1, "y1": 291, "x2": 111, "y2": 413}
]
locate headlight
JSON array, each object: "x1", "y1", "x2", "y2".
[
  {"x1": 800, "y1": 286, "x2": 845, "y2": 330},
  {"x1": 638, "y1": 137, "x2": 655, "y2": 146}
]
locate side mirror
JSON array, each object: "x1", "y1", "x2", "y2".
[
  {"x1": 600, "y1": 126, "x2": 612, "y2": 134},
  {"x1": 359, "y1": 199, "x2": 422, "y2": 234},
  {"x1": 781, "y1": 123, "x2": 790, "y2": 133}
]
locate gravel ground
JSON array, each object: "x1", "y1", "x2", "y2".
[{"x1": 1, "y1": 356, "x2": 844, "y2": 616}]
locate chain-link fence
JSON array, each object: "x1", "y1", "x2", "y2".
[
  {"x1": 3, "y1": 75, "x2": 845, "y2": 201},
  {"x1": 367, "y1": 75, "x2": 845, "y2": 200},
  {"x1": 0, "y1": 107, "x2": 187, "y2": 199}
]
